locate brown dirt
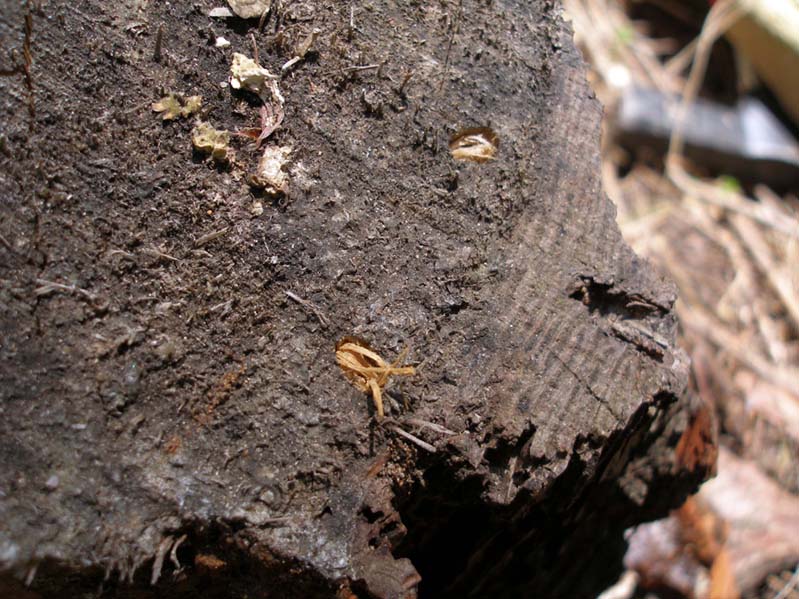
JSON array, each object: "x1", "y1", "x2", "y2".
[{"x1": 0, "y1": 1, "x2": 707, "y2": 597}]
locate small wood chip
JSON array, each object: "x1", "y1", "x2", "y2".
[
  {"x1": 226, "y1": 0, "x2": 271, "y2": 19},
  {"x1": 335, "y1": 337, "x2": 415, "y2": 419}
]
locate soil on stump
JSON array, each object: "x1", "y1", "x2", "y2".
[{"x1": 0, "y1": 1, "x2": 714, "y2": 597}]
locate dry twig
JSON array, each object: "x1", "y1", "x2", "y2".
[
  {"x1": 388, "y1": 425, "x2": 436, "y2": 453},
  {"x1": 194, "y1": 227, "x2": 230, "y2": 247},
  {"x1": 729, "y1": 214, "x2": 799, "y2": 330},
  {"x1": 667, "y1": 0, "x2": 744, "y2": 160},
  {"x1": 284, "y1": 290, "x2": 327, "y2": 326}
]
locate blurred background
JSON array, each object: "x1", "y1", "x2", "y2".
[{"x1": 561, "y1": 0, "x2": 799, "y2": 597}]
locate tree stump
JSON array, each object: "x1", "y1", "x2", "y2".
[{"x1": 0, "y1": 1, "x2": 715, "y2": 597}]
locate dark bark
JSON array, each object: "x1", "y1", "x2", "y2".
[{"x1": 0, "y1": 1, "x2": 714, "y2": 597}]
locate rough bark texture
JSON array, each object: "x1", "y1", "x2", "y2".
[{"x1": 0, "y1": 1, "x2": 713, "y2": 597}]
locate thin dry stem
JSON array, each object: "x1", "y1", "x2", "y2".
[
  {"x1": 729, "y1": 214, "x2": 799, "y2": 330},
  {"x1": 667, "y1": 0, "x2": 744, "y2": 159},
  {"x1": 285, "y1": 290, "x2": 328, "y2": 326},
  {"x1": 388, "y1": 425, "x2": 436, "y2": 453},
  {"x1": 670, "y1": 168, "x2": 799, "y2": 239},
  {"x1": 677, "y1": 301, "x2": 799, "y2": 396},
  {"x1": 194, "y1": 227, "x2": 230, "y2": 247}
]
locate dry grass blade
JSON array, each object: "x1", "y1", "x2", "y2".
[
  {"x1": 669, "y1": 168, "x2": 799, "y2": 240},
  {"x1": 335, "y1": 337, "x2": 415, "y2": 419},
  {"x1": 729, "y1": 214, "x2": 799, "y2": 330},
  {"x1": 677, "y1": 303, "x2": 799, "y2": 396},
  {"x1": 667, "y1": 0, "x2": 745, "y2": 160}
]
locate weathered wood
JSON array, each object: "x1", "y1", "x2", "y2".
[{"x1": 0, "y1": 1, "x2": 713, "y2": 597}]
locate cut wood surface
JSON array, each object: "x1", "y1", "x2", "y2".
[{"x1": 0, "y1": 1, "x2": 713, "y2": 597}]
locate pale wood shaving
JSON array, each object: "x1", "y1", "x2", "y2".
[{"x1": 336, "y1": 337, "x2": 415, "y2": 419}]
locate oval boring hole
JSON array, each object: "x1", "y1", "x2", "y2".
[{"x1": 449, "y1": 127, "x2": 499, "y2": 163}]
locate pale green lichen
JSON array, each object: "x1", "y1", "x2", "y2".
[
  {"x1": 192, "y1": 122, "x2": 230, "y2": 162},
  {"x1": 152, "y1": 93, "x2": 202, "y2": 121}
]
